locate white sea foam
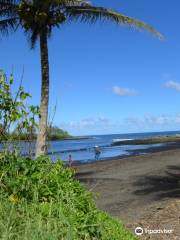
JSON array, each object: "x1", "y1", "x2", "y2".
[{"x1": 112, "y1": 138, "x2": 133, "y2": 143}]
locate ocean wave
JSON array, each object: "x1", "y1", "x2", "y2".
[
  {"x1": 47, "y1": 144, "x2": 110, "y2": 155},
  {"x1": 112, "y1": 138, "x2": 133, "y2": 143}
]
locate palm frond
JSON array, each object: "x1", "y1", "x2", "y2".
[
  {"x1": 0, "y1": 0, "x2": 18, "y2": 16},
  {"x1": 0, "y1": 17, "x2": 18, "y2": 35},
  {"x1": 25, "y1": 26, "x2": 49, "y2": 49},
  {"x1": 23, "y1": 26, "x2": 39, "y2": 49},
  {"x1": 57, "y1": 0, "x2": 91, "y2": 6},
  {"x1": 65, "y1": 5, "x2": 162, "y2": 39},
  {"x1": 0, "y1": 0, "x2": 19, "y2": 6},
  {"x1": 30, "y1": 28, "x2": 39, "y2": 48},
  {"x1": 64, "y1": 0, "x2": 91, "y2": 6}
]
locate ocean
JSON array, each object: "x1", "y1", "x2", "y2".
[
  {"x1": 47, "y1": 130, "x2": 180, "y2": 163},
  {"x1": 1, "y1": 130, "x2": 180, "y2": 163}
]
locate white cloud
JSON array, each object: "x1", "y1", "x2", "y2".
[
  {"x1": 112, "y1": 86, "x2": 138, "y2": 96},
  {"x1": 164, "y1": 80, "x2": 180, "y2": 92},
  {"x1": 59, "y1": 113, "x2": 180, "y2": 135},
  {"x1": 126, "y1": 114, "x2": 180, "y2": 126},
  {"x1": 60, "y1": 117, "x2": 112, "y2": 131}
]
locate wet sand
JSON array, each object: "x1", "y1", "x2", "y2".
[{"x1": 75, "y1": 149, "x2": 180, "y2": 225}]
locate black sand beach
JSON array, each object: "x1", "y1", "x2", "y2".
[{"x1": 76, "y1": 149, "x2": 180, "y2": 239}]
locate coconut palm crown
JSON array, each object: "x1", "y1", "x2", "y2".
[{"x1": 0, "y1": 0, "x2": 162, "y2": 156}]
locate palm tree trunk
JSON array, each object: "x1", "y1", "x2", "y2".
[{"x1": 35, "y1": 31, "x2": 49, "y2": 157}]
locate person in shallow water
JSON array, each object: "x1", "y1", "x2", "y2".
[{"x1": 94, "y1": 146, "x2": 101, "y2": 160}]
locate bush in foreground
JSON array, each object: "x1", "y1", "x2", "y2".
[{"x1": 0, "y1": 152, "x2": 137, "y2": 240}]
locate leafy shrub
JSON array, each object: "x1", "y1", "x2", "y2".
[
  {"x1": 0, "y1": 152, "x2": 136, "y2": 240},
  {"x1": 0, "y1": 70, "x2": 39, "y2": 143}
]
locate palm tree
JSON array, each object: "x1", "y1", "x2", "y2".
[{"x1": 0, "y1": 0, "x2": 162, "y2": 157}]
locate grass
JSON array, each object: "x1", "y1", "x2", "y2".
[{"x1": 0, "y1": 152, "x2": 137, "y2": 240}]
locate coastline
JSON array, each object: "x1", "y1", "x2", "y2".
[
  {"x1": 73, "y1": 141, "x2": 180, "y2": 166},
  {"x1": 112, "y1": 135, "x2": 180, "y2": 145},
  {"x1": 0, "y1": 136, "x2": 91, "y2": 144}
]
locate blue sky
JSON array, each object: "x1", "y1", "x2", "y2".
[{"x1": 1, "y1": 0, "x2": 180, "y2": 135}]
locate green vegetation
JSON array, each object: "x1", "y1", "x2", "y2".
[
  {"x1": 0, "y1": 70, "x2": 39, "y2": 144},
  {"x1": 0, "y1": 152, "x2": 136, "y2": 240},
  {"x1": 0, "y1": 70, "x2": 72, "y2": 143},
  {"x1": 47, "y1": 126, "x2": 72, "y2": 140},
  {"x1": 0, "y1": 126, "x2": 72, "y2": 142}
]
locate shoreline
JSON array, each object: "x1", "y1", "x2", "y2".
[
  {"x1": 75, "y1": 147, "x2": 180, "y2": 169},
  {"x1": 75, "y1": 148, "x2": 180, "y2": 237},
  {"x1": 73, "y1": 141, "x2": 180, "y2": 166},
  {"x1": 112, "y1": 135, "x2": 180, "y2": 145},
  {"x1": 0, "y1": 136, "x2": 91, "y2": 144}
]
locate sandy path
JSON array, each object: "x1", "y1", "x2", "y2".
[{"x1": 76, "y1": 149, "x2": 180, "y2": 224}]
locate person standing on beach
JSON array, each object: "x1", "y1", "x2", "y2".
[
  {"x1": 94, "y1": 146, "x2": 101, "y2": 161},
  {"x1": 68, "y1": 154, "x2": 73, "y2": 167}
]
